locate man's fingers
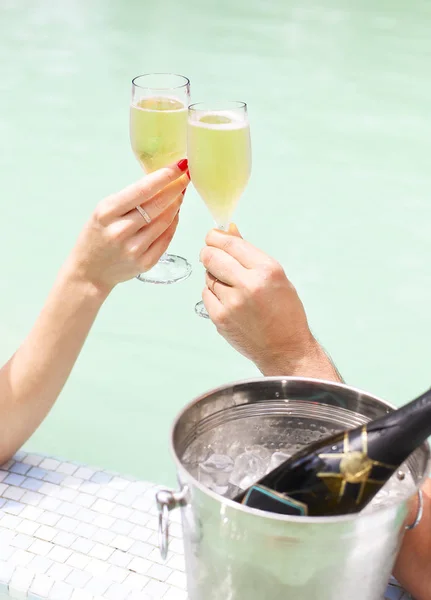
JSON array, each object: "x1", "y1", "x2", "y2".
[
  {"x1": 199, "y1": 246, "x2": 246, "y2": 287},
  {"x1": 205, "y1": 228, "x2": 272, "y2": 269}
]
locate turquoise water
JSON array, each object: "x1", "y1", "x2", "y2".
[{"x1": 1, "y1": 0, "x2": 430, "y2": 485}]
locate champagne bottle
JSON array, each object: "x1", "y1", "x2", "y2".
[{"x1": 234, "y1": 386, "x2": 431, "y2": 516}]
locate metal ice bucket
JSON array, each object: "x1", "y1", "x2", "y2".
[{"x1": 157, "y1": 377, "x2": 430, "y2": 600}]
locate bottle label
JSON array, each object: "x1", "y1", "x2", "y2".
[{"x1": 241, "y1": 485, "x2": 309, "y2": 516}]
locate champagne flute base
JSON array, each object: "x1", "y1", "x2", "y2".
[
  {"x1": 136, "y1": 253, "x2": 192, "y2": 285},
  {"x1": 195, "y1": 300, "x2": 209, "y2": 319}
]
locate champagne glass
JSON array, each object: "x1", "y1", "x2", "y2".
[
  {"x1": 188, "y1": 101, "x2": 252, "y2": 318},
  {"x1": 130, "y1": 73, "x2": 192, "y2": 284}
]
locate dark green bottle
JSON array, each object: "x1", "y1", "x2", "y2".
[{"x1": 234, "y1": 386, "x2": 431, "y2": 516}]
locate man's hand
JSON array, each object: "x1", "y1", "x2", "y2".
[{"x1": 200, "y1": 225, "x2": 341, "y2": 381}]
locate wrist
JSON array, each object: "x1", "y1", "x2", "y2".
[
  {"x1": 258, "y1": 337, "x2": 343, "y2": 383},
  {"x1": 59, "y1": 259, "x2": 112, "y2": 305}
]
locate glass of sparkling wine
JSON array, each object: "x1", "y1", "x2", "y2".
[
  {"x1": 188, "y1": 101, "x2": 252, "y2": 318},
  {"x1": 130, "y1": 73, "x2": 192, "y2": 284}
]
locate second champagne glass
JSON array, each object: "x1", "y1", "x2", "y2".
[
  {"x1": 187, "y1": 101, "x2": 252, "y2": 318},
  {"x1": 130, "y1": 73, "x2": 192, "y2": 284}
]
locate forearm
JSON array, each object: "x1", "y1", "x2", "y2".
[
  {"x1": 393, "y1": 478, "x2": 431, "y2": 600},
  {"x1": 0, "y1": 259, "x2": 108, "y2": 463},
  {"x1": 258, "y1": 339, "x2": 344, "y2": 383}
]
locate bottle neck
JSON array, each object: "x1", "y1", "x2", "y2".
[{"x1": 366, "y1": 386, "x2": 431, "y2": 464}]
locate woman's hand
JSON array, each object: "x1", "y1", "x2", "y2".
[
  {"x1": 200, "y1": 225, "x2": 341, "y2": 381},
  {"x1": 68, "y1": 159, "x2": 190, "y2": 294}
]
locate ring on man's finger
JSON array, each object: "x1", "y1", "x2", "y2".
[{"x1": 136, "y1": 205, "x2": 152, "y2": 224}]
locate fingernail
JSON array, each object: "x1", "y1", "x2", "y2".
[
  {"x1": 186, "y1": 169, "x2": 190, "y2": 179},
  {"x1": 181, "y1": 188, "x2": 187, "y2": 197},
  {"x1": 177, "y1": 158, "x2": 188, "y2": 172}
]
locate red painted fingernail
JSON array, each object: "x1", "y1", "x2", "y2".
[
  {"x1": 186, "y1": 169, "x2": 190, "y2": 179},
  {"x1": 181, "y1": 188, "x2": 187, "y2": 196},
  {"x1": 177, "y1": 158, "x2": 188, "y2": 172}
]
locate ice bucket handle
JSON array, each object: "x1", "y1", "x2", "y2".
[{"x1": 156, "y1": 487, "x2": 188, "y2": 560}]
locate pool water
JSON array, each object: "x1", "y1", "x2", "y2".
[{"x1": 0, "y1": 0, "x2": 430, "y2": 485}]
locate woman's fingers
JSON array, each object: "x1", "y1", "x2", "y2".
[
  {"x1": 202, "y1": 286, "x2": 224, "y2": 324},
  {"x1": 205, "y1": 272, "x2": 232, "y2": 303},
  {"x1": 125, "y1": 195, "x2": 182, "y2": 258},
  {"x1": 101, "y1": 159, "x2": 189, "y2": 220},
  {"x1": 137, "y1": 213, "x2": 180, "y2": 273},
  {"x1": 140, "y1": 173, "x2": 189, "y2": 221}
]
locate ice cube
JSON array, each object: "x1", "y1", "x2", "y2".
[
  {"x1": 229, "y1": 452, "x2": 268, "y2": 490},
  {"x1": 266, "y1": 451, "x2": 290, "y2": 474},
  {"x1": 198, "y1": 454, "x2": 234, "y2": 492},
  {"x1": 245, "y1": 445, "x2": 271, "y2": 462}
]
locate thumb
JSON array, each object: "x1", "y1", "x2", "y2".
[{"x1": 228, "y1": 223, "x2": 243, "y2": 239}]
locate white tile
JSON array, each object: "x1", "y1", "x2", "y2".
[
  {"x1": 169, "y1": 522, "x2": 183, "y2": 540},
  {"x1": 169, "y1": 538, "x2": 184, "y2": 555},
  {"x1": 27, "y1": 555, "x2": 54, "y2": 575},
  {"x1": 8, "y1": 549, "x2": 33, "y2": 568},
  {"x1": 11, "y1": 533, "x2": 33, "y2": 550},
  {"x1": 0, "y1": 545, "x2": 14, "y2": 562},
  {"x1": 35, "y1": 526, "x2": 58, "y2": 542},
  {"x1": 73, "y1": 468, "x2": 94, "y2": 481},
  {"x1": 3, "y1": 501, "x2": 25, "y2": 516},
  {"x1": 92, "y1": 529, "x2": 116, "y2": 546},
  {"x1": 128, "y1": 557, "x2": 152, "y2": 575},
  {"x1": 55, "y1": 488, "x2": 78, "y2": 503},
  {"x1": 75, "y1": 508, "x2": 97, "y2": 524},
  {"x1": 49, "y1": 581, "x2": 74, "y2": 600},
  {"x1": 94, "y1": 487, "x2": 117, "y2": 501},
  {"x1": 0, "y1": 514, "x2": 22, "y2": 530},
  {"x1": 57, "y1": 518, "x2": 79, "y2": 534},
  {"x1": 88, "y1": 544, "x2": 113, "y2": 561},
  {"x1": 143, "y1": 579, "x2": 169, "y2": 598},
  {"x1": 70, "y1": 589, "x2": 92, "y2": 600},
  {"x1": 65, "y1": 552, "x2": 90, "y2": 570},
  {"x1": 65, "y1": 569, "x2": 91, "y2": 589},
  {"x1": 28, "y1": 539, "x2": 54, "y2": 556},
  {"x1": 61, "y1": 477, "x2": 84, "y2": 490},
  {"x1": 85, "y1": 559, "x2": 109, "y2": 577},
  {"x1": 9, "y1": 565, "x2": 34, "y2": 598},
  {"x1": 0, "y1": 558, "x2": 15, "y2": 583},
  {"x1": 38, "y1": 483, "x2": 59, "y2": 497},
  {"x1": 0, "y1": 472, "x2": 8, "y2": 483},
  {"x1": 0, "y1": 459, "x2": 15, "y2": 470},
  {"x1": 23, "y1": 455, "x2": 43, "y2": 467},
  {"x1": 4, "y1": 474, "x2": 26, "y2": 487},
  {"x1": 146, "y1": 563, "x2": 172, "y2": 583},
  {"x1": 129, "y1": 541, "x2": 153, "y2": 559},
  {"x1": 145, "y1": 517, "x2": 158, "y2": 532},
  {"x1": 130, "y1": 526, "x2": 152, "y2": 543},
  {"x1": 108, "y1": 550, "x2": 131, "y2": 569},
  {"x1": 46, "y1": 562, "x2": 72, "y2": 582},
  {"x1": 146, "y1": 531, "x2": 160, "y2": 548},
  {"x1": 30, "y1": 573, "x2": 54, "y2": 598},
  {"x1": 74, "y1": 494, "x2": 95, "y2": 509},
  {"x1": 39, "y1": 497, "x2": 62, "y2": 513},
  {"x1": 167, "y1": 554, "x2": 185, "y2": 572},
  {"x1": 92, "y1": 499, "x2": 115, "y2": 514},
  {"x1": 92, "y1": 515, "x2": 115, "y2": 530},
  {"x1": 106, "y1": 565, "x2": 128, "y2": 583},
  {"x1": 84, "y1": 576, "x2": 111, "y2": 596},
  {"x1": 163, "y1": 588, "x2": 188, "y2": 600},
  {"x1": 132, "y1": 497, "x2": 154, "y2": 513},
  {"x1": 0, "y1": 527, "x2": 16, "y2": 543},
  {"x1": 111, "y1": 520, "x2": 133, "y2": 536},
  {"x1": 56, "y1": 503, "x2": 79, "y2": 518},
  {"x1": 2, "y1": 487, "x2": 25, "y2": 501},
  {"x1": 110, "y1": 535, "x2": 133, "y2": 552},
  {"x1": 74, "y1": 523, "x2": 96, "y2": 539},
  {"x1": 39, "y1": 512, "x2": 62, "y2": 528},
  {"x1": 166, "y1": 570, "x2": 187, "y2": 589},
  {"x1": 20, "y1": 506, "x2": 43, "y2": 521},
  {"x1": 110, "y1": 505, "x2": 133, "y2": 520},
  {"x1": 147, "y1": 548, "x2": 167, "y2": 567},
  {"x1": 129, "y1": 512, "x2": 148, "y2": 527},
  {"x1": 56, "y1": 464, "x2": 78, "y2": 477},
  {"x1": 104, "y1": 582, "x2": 129, "y2": 600},
  {"x1": 52, "y1": 532, "x2": 76, "y2": 549},
  {"x1": 109, "y1": 477, "x2": 129, "y2": 492},
  {"x1": 21, "y1": 491, "x2": 44, "y2": 506},
  {"x1": 39, "y1": 459, "x2": 61, "y2": 471},
  {"x1": 123, "y1": 572, "x2": 149, "y2": 592},
  {"x1": 127, "y1": 593, "x2": 153, "y2": 600},
  {"x1": 16, "y1": 520, "x2": 39, "y2": 537},
  {"x1": 70, "y1": 537, "x2": 94, "y2": 555},
  {"x1": 79, "y1": 482, "x2": 100, "y2": 496},
  {"x1": 47, "y1": 545, "x2": 73, "y2": 565}
]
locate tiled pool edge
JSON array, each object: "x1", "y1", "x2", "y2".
[{"x1": 0, "y1": 452, "x2": 412, "y2": 599}]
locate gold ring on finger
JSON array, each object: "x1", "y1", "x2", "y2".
[{"x1": 136, "y1": 205, "x2": 152, "y2": 224}]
